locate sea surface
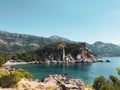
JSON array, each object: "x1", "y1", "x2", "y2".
[{"x1": 13, "y1": 57, "x2": 120, "y2": 83}]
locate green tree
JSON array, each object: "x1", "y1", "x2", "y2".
[
  {"x1": 93, "y1": 68, "x2": 120, "y2": 90},
  {"x1": 0, "y1": 53, "x2": 6, "y2": 66},
  {"x1": 110, "y1": 75, "x2": 120, "y2": 90},
  {"x1": 93, "y1": 76, "x2": 116, "y2": 90},
  {"x1": 110, "y1": 75, "x2": 118, "y2": 84},
  {"x1": 93, "y1": 76, "x2": 106, "y2": 90}
]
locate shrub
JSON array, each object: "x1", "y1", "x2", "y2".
[
  {"x1": 116, "y1": 68, "x2": 120, "y2": 75},
  {"x1": 46, "y1": 86, "x2": 53, "y2": 90},
  {"x1": 93, "y1": 68, "x2": 120, "y2": 90},
  {"x1": 86, "y1": 84, "x2": 93, "y2": 88},
  {"x1": 93, "y1": 76, "x2": 115, "y2": 90},
  {"x1": 93, "y1": 76, "x2": 106, "y2": 90},
  {"x1": 0, "y1": 69, "x2": 32, "y2": 88}
]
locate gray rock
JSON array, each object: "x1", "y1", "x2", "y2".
[{"x1": 43, "y1": 74, "x2": 85, "y2": 90}]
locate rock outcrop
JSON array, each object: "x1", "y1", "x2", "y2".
[
  {"x1": 0, "y1": 74, "x2": 85, "y2": 90},
  {"x1": 17, "y1": 42, "x2": 98, "y2": 63},
  {"x1": 43, "y1": 74, "x2": 85, "y2": 90}
]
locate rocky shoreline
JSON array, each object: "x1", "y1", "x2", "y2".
[
  {"x1": 43, "y1": 74, "x2": 85, "y2": 90},
  {"x1": 4, "y1": 58, "x2": 110, "y2": 66},
  {"x1": 0, "y1": 74, "x2": 93, "y2": 90},
  {"x1": 1, "y1": 60, "x2": 99, "y2": 90}
]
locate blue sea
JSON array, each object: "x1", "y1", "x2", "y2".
[{"x1": 13, "y1": 57, "x2": 120, "y2": 83}]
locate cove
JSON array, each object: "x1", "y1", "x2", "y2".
[{"x1": 13, "y1": 57, "x2": 120, "y2": 83}]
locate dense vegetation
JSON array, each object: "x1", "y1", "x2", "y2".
[
  {"x1": 12, "y1": 42, "x2": 80, "y2": 61},
  {"x1": 0, "y1": 53, "x2": 32, "y2": 88},
  {"x1": 0, "y1": 53, "x2": 11, "y2": 66},
  {"x1": 12, "y1": 42, "x2": 96, "y2": 62},
  {"x1": 93, "y1": 68, "x2": 120, "y2": 90},
  {"x1": 0, "y1": 68, "x2": 32, "y2": 88}
]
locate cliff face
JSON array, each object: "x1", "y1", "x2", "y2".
[{"x1": 17, "y1": 42, "x2": 97, "y2": 63}]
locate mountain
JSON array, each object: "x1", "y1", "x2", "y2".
[
  {"x1": 0, "y1": 30, "x2": 120, "y2": 57},
  {"x1": 87, "y1": 41, "x2": 120, "y2": 57},
  {"x1": 0, "y1": 31, "x2": 73, "y2": 53},
  {"x1": 14, "y1": 42, "x2": 98, "y2": 63},
  {"x1": 49, "y1": 35, "x2": 74, "y2": 43}
]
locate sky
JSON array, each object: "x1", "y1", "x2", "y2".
[{"x1": 0, "y1": 0, "x2": 120, "y2": 44}]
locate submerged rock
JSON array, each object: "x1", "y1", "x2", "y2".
[
  {"x1": 98, "y1": 59, "x2": 111, "y2": 63},
  {"x1": 105, "y1": 60, "x2": 111, "y2": 63},
  {"x1": 98, "y1": 60, "x2": 104, "y2": 62}
]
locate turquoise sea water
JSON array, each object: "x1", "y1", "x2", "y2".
[{"x1": 13, "y1": 57, "x2": 120, "y2": 83}]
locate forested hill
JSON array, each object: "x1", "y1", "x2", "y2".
[{"x1": 13, "y1": 42, "x2": 98, "y2": 63}]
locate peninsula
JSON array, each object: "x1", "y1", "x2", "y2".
[{"x1": 13, "y1": 42, "x2": 98, "y2": 63}]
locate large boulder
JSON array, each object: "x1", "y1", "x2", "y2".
[{"x1": 43, "y1": 74, "x2": 85, "y2": 90}]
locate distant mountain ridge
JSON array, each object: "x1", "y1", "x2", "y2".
[
  {"x1": 87, "y1": 41, "x2": 120, "y2": 57},
  {"x1": 0, "y1": 30, "x2": 73, "y2": 53},
  {"x1": 0, "y1": 30, "x2": 120, "y2": 57},
  {"x1": 49, "y1": 35, "x2": 73, "y2": 43}
]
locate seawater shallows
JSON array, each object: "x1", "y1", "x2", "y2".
[{"x1": 13, "y1": 57, "x2": 120, "y2": 83}]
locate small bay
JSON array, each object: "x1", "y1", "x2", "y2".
[{"x1": 13, "y1": 57, "x2": 120, "y2": 83}]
